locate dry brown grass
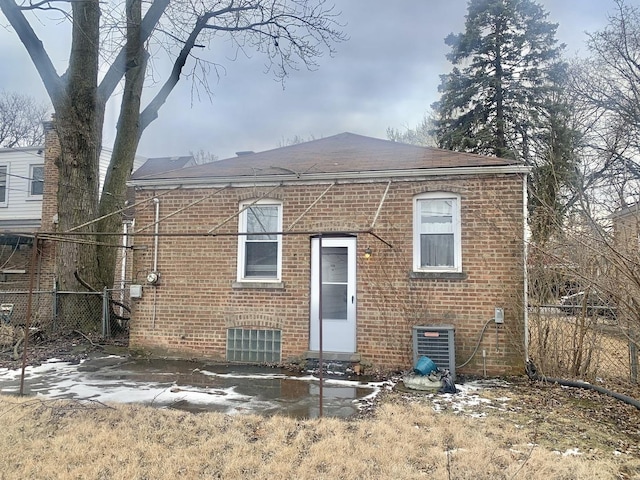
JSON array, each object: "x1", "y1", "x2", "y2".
[{"x1": 0, "y1": 388, "x2": 637, "y2": 480}]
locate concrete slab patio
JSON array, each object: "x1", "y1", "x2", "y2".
[{"x1": 0, "y1": 355, "x2": 387, "y2": 418}]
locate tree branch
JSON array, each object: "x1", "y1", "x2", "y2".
[
  {"x1": 97, "y1": 0, "x2": 170, "y2": 102},
  {"x1": 138, "y1": 1, "x2": 343, "y2": 134},
  {"x1": 0, "y1": 0, "x2": 65, "y2": 104},
  {"x1": 138, "y1": 13, "x2": 212, "y2": 134},
  {"x1": 17, "y1": 0, "x2": 69, "y2": 12}
]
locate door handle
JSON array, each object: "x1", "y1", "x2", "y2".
[{"x1": 351, "y1": 295, "x2": 355, "y2": 304}]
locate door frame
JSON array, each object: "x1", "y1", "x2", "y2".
[{"x1": 309, "y1": 236, "x2": 357, "y2": 353}]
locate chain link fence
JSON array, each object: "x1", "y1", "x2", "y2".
[
  {"x1": 0, "y1": 288, "x2": 130, "y2": 339},
  {"x1": 528, "y1": 306, "x2": 639, "y2": 392}
]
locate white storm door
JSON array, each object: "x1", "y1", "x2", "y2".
[{"x1": 309, "y1": 237, "x2": 357, "y2": 353}]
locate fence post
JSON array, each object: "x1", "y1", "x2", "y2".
[
  {"x1": 52, "y1": 279, "x2": 58, "y2": 333},
  {"x1": 102, "y1": 287, "x2": 110, "y2": 338},
  {"x1": 630, "y1": 328, "x2": 638, "y2": 384}
]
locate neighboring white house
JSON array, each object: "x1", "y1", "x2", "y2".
[
  {"x1": 0, "y1": 146, "x2": 46, "y2": 232},
  {"x1": 0, "y1": 146, "x2": 145, "y2": 233},
  {"x1": 0, "y1": 144, "x2": 146, "y2": 291}
]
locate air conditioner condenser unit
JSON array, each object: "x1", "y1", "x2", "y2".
[{"x1": 412, "y1": 325, "x2": 455, "y2": 381}]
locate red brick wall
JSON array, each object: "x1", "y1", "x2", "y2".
[
  {"x1": 130, "y1": 174, "x2": 526, "y2": 375},
  {"x1": 0, "y1": 243, "x2": 32, "y2": 289}
]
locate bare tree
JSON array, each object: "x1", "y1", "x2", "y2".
[
  {"x1": 569, "y1": 0, "x2": 640, "y2": 211},
  {"x1": 190, "y1": 149, "x2": 218, "y2": 165},
  {"x1": 0, "y1": 0, "x2": 345, "y2": 320},
  {"x1": 513, "y1": 1, "x2": 640, "y2": 383},
  {"x1": 277, "y1": 134, "x2": 317, "y2": 147},
  {"x1": 386, "y1": 114, "x2": 437, "y2": 147},
  {"x1": 0, "y1": 90, "x2": 48, "y2": 148}
]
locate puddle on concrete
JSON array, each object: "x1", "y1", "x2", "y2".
[{"x1": 0, "y1": 356, "x2": 385, "y2": 419}]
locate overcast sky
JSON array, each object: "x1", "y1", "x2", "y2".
[{"x1": 0, "y1": 1, "x2": 620, "y2": 160}]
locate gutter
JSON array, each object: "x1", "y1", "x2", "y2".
[{"x1": 129, "y1": 165, "x2": 532, "y2": 189}]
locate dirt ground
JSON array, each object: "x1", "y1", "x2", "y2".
[
  {"x1": 0, "y1": 330, "x2": 126, "y2": 370},
  {"x1": 430, "y1": 375, "x2": 640, "y2": 458},
  {"x1": 2, "y1": 332, "x2": 640, "y2": 475}
]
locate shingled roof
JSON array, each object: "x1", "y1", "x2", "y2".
[
  {"x1": 131, "y1": 156, "x2": 196, "y2": 180},
  {"x1": 131, "y1": 133, "x2": 524, "y2": 185}
]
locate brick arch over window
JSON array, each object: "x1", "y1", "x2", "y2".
[
  {"x1": 224, "y1": 313, "x2": 284, "y2": 330},
  {"x1": 413, "y1": 192, "x2": 462, "y2": 273},
  {"x1": 236, "y1": 191, "x2": 284, "y2": 203}
]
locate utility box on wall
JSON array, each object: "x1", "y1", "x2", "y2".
[
  {"x1": 413, "y1": 325, "x2": 456, "y2": 380},
  {"x1": 130, "y1": 284, "x2": 143, "y2": 299}
]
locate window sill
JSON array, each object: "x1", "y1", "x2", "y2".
[
  {"x1": 409, "y1": 271, "x2": 467, "y2": 281},
  {"x1": 232, "y1": 281, "x2": 285, "y2": 290}
]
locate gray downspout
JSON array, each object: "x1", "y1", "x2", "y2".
[
  {"x1": 152, "y1": 198, "x2": 160, "y2": 329},
  {"x1": 523, "y1": 173, "x2": 529, "y2": 363}
]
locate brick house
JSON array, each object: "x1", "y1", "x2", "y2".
[
  {"x1": 128, "y1": 133, "x2": 529, "y2": 375},
  {"x1": 0, "y1": 123, "x2": 147, "y2": 329}
]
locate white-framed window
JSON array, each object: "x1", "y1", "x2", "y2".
[
  {"x1": 0, "y1": 164, "x2": 8, "y2": 207},
  {"x1": 237, "y1": 199, "x2": 282, "y2": 281},
  {"x1": 29, "y1": 164, "x2": 44, "y2": 197},
  {"x1": 413, "y1": 192, "x2": 462, "y2": 272}
]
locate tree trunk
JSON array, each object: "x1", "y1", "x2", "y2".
[
  {"x1": 494, "y1": 17, "x2": 506, "y2": 158},
  {"x1": 0, "y1": 0, "x2": 343, "y2": 333},
  {"x1": 53, "y1": 0, "x2": 105, "y2": 327},
  {"x1": 96, "y1": 0, "x2": 146, "y2": 297}
]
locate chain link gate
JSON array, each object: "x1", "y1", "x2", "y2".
[{"x1": 0, "y1": 288, "x2": 130, "y2": 338}]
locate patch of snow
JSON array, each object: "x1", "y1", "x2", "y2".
[
  {"x1": 467, "y1": 412, "x2": 487, "y2": 418},
  {"x1": 416, "y1": 380, "x2": 514, "y2": 417},
  {"x1": 558, "y1": 448, "x2": 583, "y2": 457},
  {"x1": 0, "y1": 357, "x2": 382, "y2": 417},
  {"x1": 494, "y1": 396, "x2": 511, "y2": 402}
]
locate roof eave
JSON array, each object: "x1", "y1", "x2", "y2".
[{"x1": 129, "y1": 165, "x2": 531, "y2": 189}]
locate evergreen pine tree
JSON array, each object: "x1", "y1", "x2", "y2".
[
  {"x1": 432, "y1": 0, "x2": 565, "y2": 161},
  {"x1": 433, "y1": 0, "x2": 582, "y2": 242}
]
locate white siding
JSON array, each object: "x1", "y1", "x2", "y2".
[
  {"x1": 98, "y1": 148, "x2": 147, "y2": 195},
  {"x1": 0, "y1": 147, "x2": 44, "y2": 228},
  {"x1": 0, "y1": 147, "x2": 147, "y2": 231}
]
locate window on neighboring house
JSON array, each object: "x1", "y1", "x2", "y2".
[
  {"x1": 0, "y1": 165, "x2": 7, "y2": 206},
  {"x1": 413, "y1": 192, "x2": 462, "y2": 272},
  {"x1": 29, "y1": 165, "x2": 44, "y2": 197},
  {"x1": 237, "y1": 200, "x2": 282, "y2": 281}
]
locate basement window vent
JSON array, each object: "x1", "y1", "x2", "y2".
[
  {"x1": 413, "y1": 325, "x2": 456, "y2": 380},
  {"x1": 226, "y1": 328, "x2": 282, "y2": 363}
]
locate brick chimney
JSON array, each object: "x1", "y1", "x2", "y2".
[
  {"x1": 41, "y1": 120, "x2": 60, "y2": 233},
  {"x1": 37, "y1": 119, "x2": 60, "y2": 289}
]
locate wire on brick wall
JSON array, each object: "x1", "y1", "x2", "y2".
[{"x1": 456, "y1": 317, "x2": 494, "y2": 369}]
